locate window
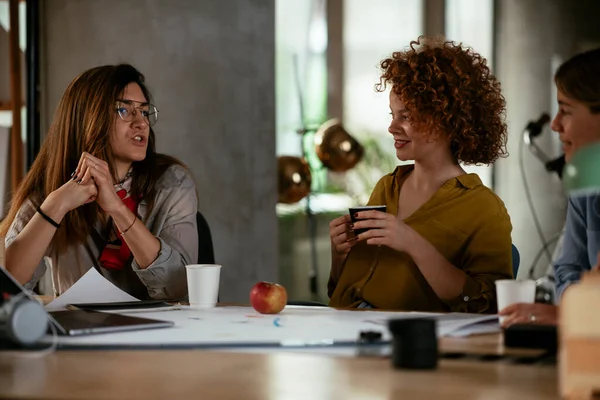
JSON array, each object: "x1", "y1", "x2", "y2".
[
  {"x1": 446, "y1": 0, "x2": 494, "y2": 187},
  {"x1": 276, "y1": 0, "x2": 326, "y2": 157},
  {"x1": 343, "y1": 0, "x2": 423, "y2": 162}
]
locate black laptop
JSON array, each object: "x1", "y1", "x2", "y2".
[{"x1": 0, "y1": 267, "x2": 174, "y2": 336}]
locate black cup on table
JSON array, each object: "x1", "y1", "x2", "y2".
[
  {"x1": 388, "y1": 318, "x2": 438, "y2": 370},
  {"x1": 348, "y1": 205, "x2": 387, "y2": 235}
]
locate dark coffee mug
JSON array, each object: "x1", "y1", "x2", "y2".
[
  {"x1": 348, "y1": 205, "x2": 387, "y2": 235},
  {"x1": 388, "y1": 318, "x2": 438, "y2": 370}
]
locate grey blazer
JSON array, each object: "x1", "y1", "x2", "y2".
[{"x1": 5, "y1": 165, "x2": 199, "y2": 300}]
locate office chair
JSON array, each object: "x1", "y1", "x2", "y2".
[
  {"x1": 188, "y1": 211, "x2": 217, "y2": 303},
  {"x1": 512, "y1": 244, "x2": 520, "y2": 278},
  {"x1": 196, "y1": 211, "x2": 215, "y2": 264}
]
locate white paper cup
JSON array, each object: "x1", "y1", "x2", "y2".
[
  {"x1": 186, "y1": 264, "x2": 221, "y2": 309},
  {"x1": 495, "y1": 279, "x2": 536, "y2": 323}
]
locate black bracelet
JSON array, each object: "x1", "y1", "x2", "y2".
[{"x1": 37, "y1": 207, "x2": 61, "y2": 229}]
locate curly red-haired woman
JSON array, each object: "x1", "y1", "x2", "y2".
[{"x1": 328, "y1": 36, "x2": 512, "y2": 313}]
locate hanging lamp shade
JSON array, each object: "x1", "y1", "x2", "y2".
[
  {"x1": 277, "y1": 156, "x2": 312, "y2": 204},
  {"x1": 314, "y1": 119, "x2": 364, "y2": 172}
]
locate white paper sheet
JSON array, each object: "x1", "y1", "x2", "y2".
[
  {"x1": 217, "y1": 313, "x2": 500, "y2": 357},
  {"x1": 435, "y1": 314, "x2": 500, "y2": 337},
  {"x1": 40, "y1": 306, "x2": 500, "y2": 349},
  {"x1": 363, "y1": 311, "x2": 499, "y2": 337},
  {"x1": 45, "y1": 267, "x2": 139, "y2": 311}
]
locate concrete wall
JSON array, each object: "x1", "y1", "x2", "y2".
[
  {"x1": 494, "y1": 0, "x2": 600, "y2": 279},
  {"x1": 40, "y1": 0, "x2": 277, "y2": 302}
]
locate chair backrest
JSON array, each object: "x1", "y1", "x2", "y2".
[
  {"x1": 512, "y1": 244, "x2": 520, "y2": 278},
  {"x1": 196, "y1": 211, "x2": 215, "y2": 264}
]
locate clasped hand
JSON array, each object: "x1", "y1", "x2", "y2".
[{"x1": 54, "y1": 152, "x2": 122, "y2": 214}]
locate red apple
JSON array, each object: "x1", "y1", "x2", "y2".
[{"x1": 250, "y1": 281, "x2": 288, "y2": 314}]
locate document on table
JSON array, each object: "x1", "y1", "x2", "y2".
[
  {"x1": 364, "y1": 312, "x2": 500, "y2": 338},
  {"x1": 435, "y1": 313, "x2": 500, "y2": 337},
  {"x1": 45, "y1": 267, "x2": 139, "y2": 311}
]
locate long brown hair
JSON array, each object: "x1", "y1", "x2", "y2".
[
  {"x1": 1, "y1": 64, "x2": 185, "y2": 253},
  {"x1": 555, "y1": 48, "x2": 600, "y2": 113}
]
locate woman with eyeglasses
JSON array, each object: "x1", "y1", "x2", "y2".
[{"x1": 1, "y1": 64, "x2": 198, "y2": 300}]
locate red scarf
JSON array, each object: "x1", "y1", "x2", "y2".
[{"x1": 99, "y1": 177, "x2": 139, "y2": 271}]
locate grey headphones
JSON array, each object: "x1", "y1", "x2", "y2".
[{"x1": 0, "y1": 293, "x2": 48, "y2": 346}]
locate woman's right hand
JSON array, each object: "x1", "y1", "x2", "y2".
[
  {"x1": 329, "y1": 214, "x2": 357, "y2": 256},
  {"x1": 42, "y1": 177, "x2": 98, "y2": 221}
]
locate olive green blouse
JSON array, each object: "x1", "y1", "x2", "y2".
[{"x1": 328, "y1": 165, "x2": 513, "y2": 313}]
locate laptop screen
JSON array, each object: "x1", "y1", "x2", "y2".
[{"x1": 50, "y1": 309, "x2": 174, "y2": 335}]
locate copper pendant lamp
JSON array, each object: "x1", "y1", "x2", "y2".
[
  {"x1": 277, "y1": 119, "x2": 364, "y2": 203},
  {"x1": 314, "y1": 119, "x2": 364, "y2": 172},
  {"x1": 277, "y1": 156, "x2": 312, "y2": 204}
]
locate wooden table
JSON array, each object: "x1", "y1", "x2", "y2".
[
  {"x1": 0, "y1": 333, "x2": 557, "y2": 400},
  {"x1": 2, "y1": 299, "x2": 555, "y2": 399}
]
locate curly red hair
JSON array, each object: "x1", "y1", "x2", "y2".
[{"x1": 376, "y1": 36, "x2": 508, "y2": 165}]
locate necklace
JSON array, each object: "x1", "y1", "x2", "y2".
[{"x1": 114, "y1": 169, "x2": 133, "y2": 191}]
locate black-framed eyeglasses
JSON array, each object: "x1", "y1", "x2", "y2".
[{"x1": 115, "y1": 100, "x2": 159, "y2": 126}]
